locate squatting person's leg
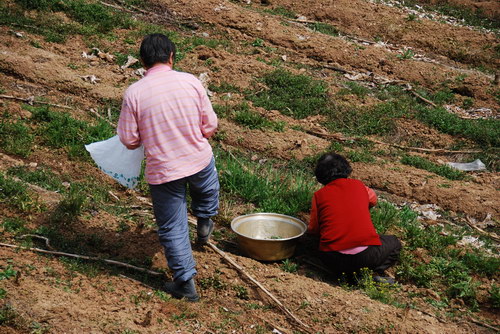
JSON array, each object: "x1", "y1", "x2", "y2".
[{"x1": 150, "y1": 179, "x2": 197, "y2": 282}]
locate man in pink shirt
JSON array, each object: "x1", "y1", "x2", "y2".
[{"x1": 117, "y1": 34, "x2": 219, "y2": 302}]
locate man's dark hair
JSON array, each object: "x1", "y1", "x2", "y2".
[
  {"x1": 140, "y1": 33, "x2": 176, "y2": 68},
  {"x1": 314, "y1": 152, "x2": 352, "y2": 185}
]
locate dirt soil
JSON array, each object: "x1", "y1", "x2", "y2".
[{"x1": 1, "y1": 0, "x2": 499, "y2": 333}]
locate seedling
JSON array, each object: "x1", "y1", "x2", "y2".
[
  {"x1": 397, "y1": 49, "x2": 415, "y2": 60},
  {"x1": 281, "y1": 259, "x2": 298, "y2": 273}
]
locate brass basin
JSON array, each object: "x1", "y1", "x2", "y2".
[{"x1": 231, "y1": 213, "x2": 307, "y2": 261}]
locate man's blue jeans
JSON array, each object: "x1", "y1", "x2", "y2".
[{"x1": 149, "y1": 157, "x2": 219, "y2": 282}]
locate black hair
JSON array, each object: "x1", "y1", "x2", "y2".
[
  {"x1": 314, "y1": 152, "x2": 352, "y2": 185},
  {"x1": 140, "y1": 33, "x2": 176, "y2": 68}
]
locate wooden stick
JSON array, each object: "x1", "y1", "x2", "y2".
[
  {"x1": 0, "y1": 94, "x2": 72, "y2": 110},
  {"x1": 465, "y1": 217, "x2": 500, "y2": 242},
  {"x1": 406, "y1": 89, "x2": 437, "y2": 108},
  {"x1": 206, "y1": 241, "x2": 311, "y2": 331},
  {"x1": 0, "y1": 242, "x2": 163, "y2": 276},
  {"x1": 468, "y1": 316, "x2": 500, "y2": 332},
  {"x1": 19, "y1": 234, "x2": 53, "y2": 250},
  {"x1": 89, "y1": 108, "x2": 117, "y2": 128},
  {"x1": 186, "y1": 218, "x2": 310, "y2": 331}
]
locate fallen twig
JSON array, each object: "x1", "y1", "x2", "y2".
[
  {"x1": 0, "y1": 242, "x2": 162, "y2": 276},
  {"x1": 119, "y1": 274, "x2": 156, "y2": 290},
  {"x1": 187, "y1": 218, "x2": 310, "y2": 332},
  {"x1": 19, "y1": 234, "x2": 53, "y2": 250},
  {"x1": 0, "y1": 94, "x2": 72, "y2": 109},
  {"x1": 89, "y1": 108, "x2": 117, "y2": 128},
  {"x1": 406, "y1": 88, "x2": 438, "y2": 108},
  {"x1": 369, "y1": 138, "x2": 482, "y2": 154},
  {"x1": 468, "y1": 316, "x2": 500, "y2": 332},
  {"x1": 465, "y1": 217, "x2": 500, "y2": 242}
]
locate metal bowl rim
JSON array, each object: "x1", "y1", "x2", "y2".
[{"x1": 230, "y1": 213, "x2": 307, "y2": 242}]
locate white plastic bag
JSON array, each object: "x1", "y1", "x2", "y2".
[
  {"x1": 447, "y1": 159, "x2": 486, "y2": 172},
  {"x1": 85, "y1": 136, "x2": 144, "y2": 189}
]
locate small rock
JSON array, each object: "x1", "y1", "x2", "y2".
[
  {"x1": 29, "y1": 162, "x2": 38, "y2": 168},
  {"x1": 62, "y1": 182, "x2": 71, "y2": 188}
]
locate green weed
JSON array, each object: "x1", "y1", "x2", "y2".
[
  {"x1": 233, "y1": 284, "x2": 249, "y2": 300},
  {"x1": 0, "y1": 265, "x2": 17, "y2": 280},
  {"x1": 347, "y1": 149, "x2": 376, "y2": 163},
  {"x1": 0, "y1": 173, "x2": 39, "y2": 212},
  {"x1": 401, "y1": 155, "x2": 468, "y2": 180},
  {"x1": 232, "y1": 103, "x2": 285, "y2": 131},
  {"x1": 337, "y1": 82, "x2": 370, "y2": 98},
  {"x1": 199, "y1": 275, "x2": 226, "y2": 290},
  {"x1": 49, "y1": 184, "x2": 86, "y2": 224},
  {"x1": 307, "y1": 22, "x2": 339, "y2": 36},
  {"x1": 489, "y1": 285, "x2": 500, "y2": 309},
  {"x1": 325, "y1": 101, "x2": 404, "y2": 136},
  {"x1": 29, "y1": 105, "x2": 114, "y2": 158},
  {"x1": 1, "y1": 217, "x2": 28, "y2": 235},
  {"x1": 217, "y1": 149, "x2": 315, "y2": 216},
  {"x1": 397, "y1": 49, "x2": 414, "y2": 60},
  {"x1": 357, "y1": 268, "x2": 398, "y2": 305},
  {"x1": 0, "y1": 116, "x2": 34, "y2": 157},
  {"x1": 281, "y1": 259, "x2": 298, "y2": 273},
  {"x1": 415, "y1": 106, "x2": 500, "y2": 147},
  {"x1": 7, "y1": 166, "x2": 65, "y2": 192},
  {"x1": 247, "y1": 69, "x2": 329, "y2": 119}
]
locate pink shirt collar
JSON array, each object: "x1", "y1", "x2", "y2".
[{"x1": 145, "y1": 64, "x2": 172, "y2": 76}]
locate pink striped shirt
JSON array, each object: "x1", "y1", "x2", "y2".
[{"x1": 117, "y1": 64, "x2": 217, "y2": 185}]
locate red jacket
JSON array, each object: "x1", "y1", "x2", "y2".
[{"x1": 308, "y1": 178, "x2": 381, "y2": 252}]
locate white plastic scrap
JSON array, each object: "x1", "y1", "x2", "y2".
[
  {"x1": 134, "y1": 68, "x2": 146, "y2": 77},
  {"x1": 458, "y1": 236, "x2": 485, "y2": 249},
  {"x1": 80, "y1": 75, "x2": 101, "y2": 84},
  {"x1": 81, "y1": 51, "x2": 97, "y2": 60},
  {"x1": 198, "y1": 72, "x2": 214, "y2": 97},
  {"x1": 272, "y1": 329, "x2": 283, "y2": 334},
  {"x1": 410, "y1": 203, "x2": 441, "y2": 221},
  {"x1": 120, "y1": 55, "x2": 139, "y2": 70},
  {"x1": 447, "y1": 159, "x2": 486, "y2": 172}
]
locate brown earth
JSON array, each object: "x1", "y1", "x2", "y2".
[{"x1": 1, "y1": 0, "x2": 499, "y2": 333}]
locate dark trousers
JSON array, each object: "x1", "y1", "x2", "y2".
[
  {"x1": 319, "y1": 235, "x2": 402, "y2": 280},
  {"x1": 149, "y1": 158, "x2": 219, "y2": 282}
]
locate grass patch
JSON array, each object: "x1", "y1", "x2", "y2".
[
  {"x1": 231, "y1": 103, "x2": 284, "y2": 131},
  {"x1": 401, "y1": 0, "x2": 499, "y2": 30},
  {"x1": 208, "y1": 82, "x2": 241, "y2": 94},
  {"x1": 14, "y1": 0, "x2": 134, "y2": 32},
  {"x1": 325, "y1": 101, "x2": 405, "y2": 136},
  {"x1": 49, "y1": 184, "x2": 86, "y2": 224},
  {"x1": 1, "y1": 217, "x2": 29, "y2": 235},
  {"x1": 247, "y1": 69, "x2": 329, "y2": 119},
  {"x1": 401, "y1": 155, "x2": 468, "y2": 180},
  {"x1": 0, "y1": 173, "x2": 39, "y2": 212},
  {"x1": 337, "y1": 82, "x2": 370, "y2": 99},
  {"x1": 415, "y1": 106, "x2": 500, "y2": 147},
  {"x1": 0, "y1": 115, "x2": 34, "y2": 157},
  {"x1": 217, "y1": 148, "x2": 316, "y2": 216},
  {"x1": 307, "y1": 22, "x2": 339, "y2": 36},
  {"x1": 371, "y1": 200, "x2": 498, "y2": 309},
  {"x1": 28, "y1": 105, "x2": 115, "y2": 158},
  {"x1": 7, "y1": 166, "x2": 65, "y2": 192}
]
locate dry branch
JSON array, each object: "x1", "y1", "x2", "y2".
[
  {"x1": 0, "y1": 94, "x2": 72, "y2": 109},
  {"x1": 465, "y1": 218, "x2": 500, "y2": 242},
  {"x1": 0, "y1": 242, "x2": 162, "y2": 276},
  {"x1": 186, "y1": 218, "x2": 310, "y2": 332}
]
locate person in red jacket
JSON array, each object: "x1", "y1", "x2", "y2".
[{"x1": 308, "y1": 152, "x2": 401, "y2": 283}]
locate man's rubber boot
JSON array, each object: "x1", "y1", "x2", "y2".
[
  {"x1": 197, "y1": 218, "x2": 214, "y2": 245},
  {"x1": 164, "y1": 278, "x2": 200, "y2": 302}
]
